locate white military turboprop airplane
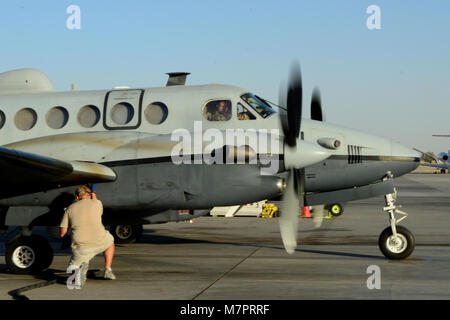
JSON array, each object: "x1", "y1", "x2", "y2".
[{"x1": 0, "y1": 63, "x2": 419, "y2": 274}]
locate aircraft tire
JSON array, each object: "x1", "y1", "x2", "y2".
[
  {"x1": 329, "y1": 203, "x2": 344, "y2": 217},
  {"x1": 6, "y1": 235, "x2": 54, "y2": 274},
  {"x1": 378, "y1": 225, "x2": 415, "y2": 260},
  {"x1": 110, "y1": 224, "x2": 143, "y2": 244},
  {"x1": 34, "y1": 235, "x2": 54, "y2": 271}
]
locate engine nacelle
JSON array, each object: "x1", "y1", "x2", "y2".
[{"x1": 438, "y1": 152, "x2": 449, "y2": 161}]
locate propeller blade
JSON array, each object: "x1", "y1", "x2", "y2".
[
  {"x1": 287, "y1": 62, "x2": 303, "y2": 142},
  {"x1": 279, "y1": 170, "x2": 299, "y2": 254},
  {"x1": 279, "y1": 168, "x2": 304, "y2": 254},
  {"x1": 280, "y1": 62, "x2": 302, "y2": 148},
  {"x1": 279, "y1": 83, "x2": 290, "y2": 147},
  {"x1": 311, "y1": 87, "x2": 324, "y2": 121}
]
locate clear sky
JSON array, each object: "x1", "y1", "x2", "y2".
[{"x1": 0, "y1": 1, "x2": 449, "y2": 153}]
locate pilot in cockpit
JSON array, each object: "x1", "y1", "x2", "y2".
[{"x1": 205, "y1": 100, "x2": 231, "y2": 121}]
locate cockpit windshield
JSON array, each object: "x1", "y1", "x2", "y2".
[{"x1": 241, "y1": 93, "x2": 276, "y2": 119}]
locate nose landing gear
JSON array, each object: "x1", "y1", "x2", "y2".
[{"x1": 378, "y1": 173, "x2": 415, "y2": 260}]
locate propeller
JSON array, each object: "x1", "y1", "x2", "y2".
[
  {"x1": 311, "y1": 87, "x2": 324, "y2": 121},
  {"x1": 278, "y1": 62, "x2": 331, "y2": 254},
  {"x1": 279, "y1": 62, "x2": 302, "y2": 148}
]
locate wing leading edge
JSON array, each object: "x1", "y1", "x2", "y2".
[{"x1": 0, "y1": 146, "x2": 117, "y2": 199}]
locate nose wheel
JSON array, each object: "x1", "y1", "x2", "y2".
[
  {"x1": 379, "y1": 225, "x2": 415, "y2": 260},
  {"x1": 379, "y1": 172, "x2": 415, "y2": 260}
]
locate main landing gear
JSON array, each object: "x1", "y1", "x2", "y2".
[
  {"x1": 110, "y1": 224, "x2": 143, "y2": 244},
  {"x1": 378, "y1": 173, "x2": 415, "y2": 260},
  {"x1": 5, "y1": 228, "x2": 54, "y2": 274}
]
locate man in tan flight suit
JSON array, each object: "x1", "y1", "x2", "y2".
[
  {"x1": 207, "y1": 101, "x2": 231, "y2": 121},
  {"x1": 60, "y1": 185, "x2": 116, "y2": 286}
]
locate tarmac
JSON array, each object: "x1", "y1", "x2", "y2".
[{"x1": 0, "y1": 173, "x2": 449, "y2": 300}]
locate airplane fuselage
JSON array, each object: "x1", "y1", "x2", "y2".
[{"x1": 0, "y1": 81, "x2": 419, "y2": 225}]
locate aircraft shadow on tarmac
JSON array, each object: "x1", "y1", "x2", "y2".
[
  {"x1": 295, "y1": 249, "x2": 385, "y2": 260},
  {"x1": 136, "y1": 229, "x2": 211, "y2": 245},
  {"x1": 137, "y1": 229, "x2": 386, "y2": 260}
]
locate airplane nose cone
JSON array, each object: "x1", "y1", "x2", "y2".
[{"x1": 390, "y1": 141, "x2": 421, "y2": 177}]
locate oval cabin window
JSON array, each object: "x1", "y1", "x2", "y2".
[
  {"x1": 144, "y1": 102, "x2": 168, "y2": 125},
  {"x1": 15, "y1": 108, "x2": 38, "y2": 131},
  {"x1": 46, "y1": 106, "x2": 69, "y2": 129},
  {"x1": 111, "y1": 102, "x2": 135, "y2": 125},
  {"x1": 0, "y1": 110, "x2": 5, "y2": 129},
  {"x1": 78, "y1": 105, "x2": 100, "y2": 128}
]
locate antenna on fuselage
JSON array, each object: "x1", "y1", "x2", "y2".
[{"x1": 166, "y1": 72, "x2": 190, "y2": 86}]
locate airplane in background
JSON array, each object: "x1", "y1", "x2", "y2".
[
  {"x1": 0, "y1": 63, "x2": 420, "y2": 274},
  {"x1": 419, "y1": 150, "x2": 449, "y2": 173},
  {"x1": 417, "y1": 134, "x2": 450, "y2": 173}
]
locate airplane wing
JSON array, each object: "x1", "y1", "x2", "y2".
[
  {"x1": 420, "y1": 162, "x2": 449, "y2": 169},
  {"x1": 0, "y1": 146, "x2": 117, "y2": 199}
]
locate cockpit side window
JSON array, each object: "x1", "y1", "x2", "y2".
[
  {"x1": 241, "y1": 93, "x2": 275, "y2": 118},
  {"x1": 237, "y1": 103, "x2": 256, "y2": 120},
  {"x1": 203, "y1": 100, "x2": 232, "y2": 121}
]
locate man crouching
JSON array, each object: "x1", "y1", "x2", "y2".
[{"x1": 60, "y1": 185, "x2": 116, "y2": 287}]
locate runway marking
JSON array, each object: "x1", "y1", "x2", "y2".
[{"x1": 191, "y1": 247, "x2": 260, "y2": 300}]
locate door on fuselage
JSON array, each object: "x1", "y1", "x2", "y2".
[{"x1": 103, "y1": 89, "x2": 144, "y2": 130}]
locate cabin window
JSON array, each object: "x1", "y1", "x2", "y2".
[
  {"x1": 78, "y1": 105, "x2": 100, "y2": 128},
  {"x1": 111, "y1": 102, "x2": 135, "y2": 125},
  {"x1": 46, "y1": 106, "x2": 69, "y2": 129},
  {"x1": 15, "y1": 108, "x2": 37, "y2": 131},
  {"x1": 203, "y1": 100, "x2": 231, "y2": 121},
  {"x1": 237, "y1": 103, "x2": 256, "y2": 120},
  {"x1": 0, "y1": 110, "x2": 5, "y2": 129},
  {"x1": 145, "y1": 102, "x2": 168, "y2": 125}
]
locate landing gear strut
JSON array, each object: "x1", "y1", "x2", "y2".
[{"x1": 378, "y1": 173, "x2": 415, "y2": 260}]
